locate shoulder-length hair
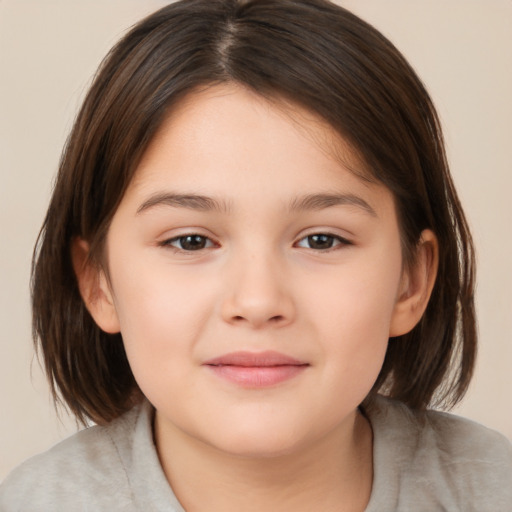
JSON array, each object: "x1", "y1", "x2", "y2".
[{"x1": 32, "y1": 0, "x2": 476, "y2": 425}]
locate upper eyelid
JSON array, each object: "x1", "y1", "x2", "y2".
[
  {"x1": 158, "y1": 228, "x2": 216, "y2": 241},
  {"x1": 295, "y1": 229, "x2": 352, "y2": 242}
]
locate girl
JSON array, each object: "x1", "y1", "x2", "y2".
[{"x1": 1, "y1": 0, "x2": 511, "y2": 510}]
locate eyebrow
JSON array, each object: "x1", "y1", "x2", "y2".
[
  {"x1": 137, "y1": 193, "x2": 231, "y2": 214},
  {"x1": 136, "y1": 191, "x2": 376, "y2": 217},
  {"x1": 288, "y1": 193, "x2": 377, "y2": 216}
]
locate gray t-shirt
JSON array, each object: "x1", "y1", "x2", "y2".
[{"x1": 1, "y1": 396, "x2": 511, "y2": 511}]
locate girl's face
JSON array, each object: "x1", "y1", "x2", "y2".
[{"x1": 94, "y1": 84, "x2": 418, "y2": 457}]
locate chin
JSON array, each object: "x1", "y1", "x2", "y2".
[{"x1": 200, "y1": 418, "x2": 310, "y2": 460}]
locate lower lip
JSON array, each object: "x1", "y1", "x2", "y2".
[{"x1": 206, "y1": 364, "x2": 308, "y2": 387}]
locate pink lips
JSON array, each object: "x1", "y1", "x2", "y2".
[{"x1": 203, "y1": 351, "x2": 309, "y2": 387}]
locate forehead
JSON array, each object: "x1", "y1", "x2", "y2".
[{"x1": 126, "y1": 83, "x2": 385, "y2": 211}]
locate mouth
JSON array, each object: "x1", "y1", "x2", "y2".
[{"x1": 203, "y1": 350, "x2": 310, "y2": 388}]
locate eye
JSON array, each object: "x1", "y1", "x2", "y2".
[
  {"x1": 295, "y1": 233, "x2": 349, "y2": 251},
  {"x1": 162, "y1": 234, "x2": 215, "y2": 251}
]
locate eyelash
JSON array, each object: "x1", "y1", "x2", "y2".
[
  {"x1": 159, "y1": 232, "x2": 351, "y2": 253},
  {"x1": 295, "y1": 233, "x2": 351, "y2": 251},
  {"x1": 159, "y1": 234, "x2": 217, "y2": 252}
]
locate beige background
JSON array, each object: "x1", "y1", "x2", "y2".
[{"x1": 1, "y1": 0, "x2": 511, "y2": 481}]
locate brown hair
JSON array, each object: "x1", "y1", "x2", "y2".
[{"x1": 32, "y1": 0, "x2": 476, "y2": 425}]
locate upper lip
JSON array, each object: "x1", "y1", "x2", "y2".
[{"x1": 203, "y1": 351, "x2": 308, "y2": 367}]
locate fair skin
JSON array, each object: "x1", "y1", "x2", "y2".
[{"x1": 75, "y1": 84, "x2": 438, "y2": 511}]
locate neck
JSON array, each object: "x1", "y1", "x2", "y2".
[{"x1": 154, "y1": 410, "x2": 373, "y2": 512}]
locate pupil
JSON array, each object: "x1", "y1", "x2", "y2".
[
  {"x1": 309, "y1": 234, "x2": 333, "y2": 249},
  {"x1": 181, "y1": 235, "x2": 206, "y2": 250}
]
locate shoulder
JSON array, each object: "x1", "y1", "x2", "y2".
[
  {"x1": 366, "y1": 396, "x2": 512, "y2": 511},
  {"x1": 371, "y1": 395, "x2": 512, "y2": 465},
  {"x1": 0, "y1": 403, "x2": 144, "y2": 512}
]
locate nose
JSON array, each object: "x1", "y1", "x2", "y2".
[{"x1": 220, "y1": 250, "x2": 295, "y2": 329}]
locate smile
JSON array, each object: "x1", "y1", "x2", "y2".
[{"x1": 203, "y1": 351, "x2": 310, "y2": 388}]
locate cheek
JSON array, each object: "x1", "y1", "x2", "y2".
[
  {"x1": 108, "y1": 260, "x2": 216, "y2": 382},
  {"x1": 307, "y1": 250, "x2": 402, "y2": 383},
  {"x1": 309, "y1": 252, "x2": 402, "y2": 336}
]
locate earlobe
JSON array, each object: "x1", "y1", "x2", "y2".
[
  {"x1": 71, "y1": 238, "x2": 121, "y2": 334},
  {"x1": 389, "y1": 229, "x2": 439, "y2": 337}
]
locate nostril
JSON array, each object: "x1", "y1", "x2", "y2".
[{"x1": 231, "y1": 314, "x2": 284, "y2": 323}]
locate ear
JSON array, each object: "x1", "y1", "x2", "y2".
[
  {"x1": 71, "y1": 238, "x2": 121, "y2": 334},
  {"x1": 389, "y1": 229, "x2": 439, "y2": 337}
]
